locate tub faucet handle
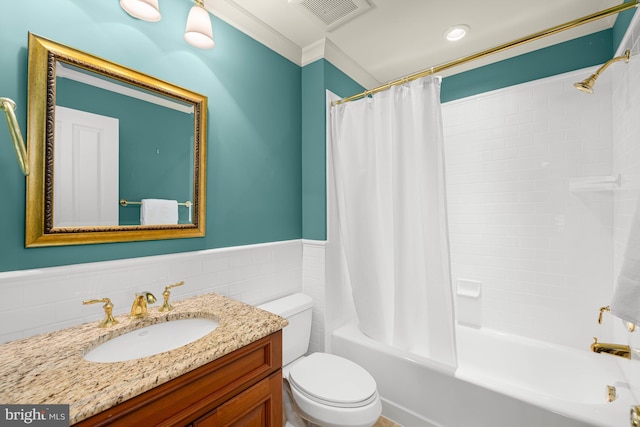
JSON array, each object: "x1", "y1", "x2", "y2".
[
  {"x1": 598, "y1": 305, "x2": 636, "y2": 331},
  {"x1": 598, "y1": 305, "x2": 610, "y2": 324},
  {"x1": 631, "y1": 406, "x2": 640, "y2": 427}
]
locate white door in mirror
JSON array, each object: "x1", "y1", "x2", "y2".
[{"x1": 54, "y1": 106, "x2": 119, "y2": 227}]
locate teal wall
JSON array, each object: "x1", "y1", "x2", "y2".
[
  {"x1": 441, "y1": 30, "x2": 614, "y2": 103},
  {"x1": 0, "y1": 0, "x2": 302, "y2": 271},
  {"x1": 56, "y1": 79, "x2": 194, "y2": 225},
  {"x1": 0, "y1": 1, "x2": 634, "y2": 271},
  {"x1": 614, "y1": 0, "x2": 638, "y2": 49},
  {"x1": 440, "y1": 7, "x2": 635, "y2": 102},
  {"x1": 301, "y1": 60, "x2": 364, "y2": 240},
  {"x1": 299, "y1": 10, "x2": 636, "y2": 240}
]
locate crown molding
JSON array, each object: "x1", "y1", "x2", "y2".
[
  {"x1": 301, "y1": 39, "x2": 326, "y2": 66},
  {"x1": 206, "y1": 0, "x2": 302, "y2": 65},
  {"x1": 322, "y1": 38, "x2": 380, "y2": 89},
  {"x1": 301, "y1": 38, "x2": 380, "y2": 89},
  {"x1": 205, "y1": 1, "x2": 380, "y2": 89}
]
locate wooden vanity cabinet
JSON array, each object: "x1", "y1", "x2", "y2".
[{"x1": 76, "y1": 331, "x2": 282, "y2": 427}]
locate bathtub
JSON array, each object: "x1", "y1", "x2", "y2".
[{"x1": 332, "y1": 323, "x2": 635, "y2": 427}]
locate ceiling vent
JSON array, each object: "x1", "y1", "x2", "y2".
[{"x1": 290, "y1": 0, "x2": 372, "y2": 31}]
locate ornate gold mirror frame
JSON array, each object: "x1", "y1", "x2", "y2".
[{"x1": 25, "y1": 33, "x2": 207, "y2": 247}]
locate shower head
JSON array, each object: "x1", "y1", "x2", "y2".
[
  {"x1": 574, "y1": 75, "x2": 597, "y2": 94},
  {"x1": 574, "y1": 49, "x2": 631, "y2": 94}
]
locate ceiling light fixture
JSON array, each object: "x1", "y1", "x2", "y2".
[
  {"x1": 120, "y1": 0, "x2": 162, "y2": 22},
  {"x1": 444, "y1": 25, "x2": 469, "y2": 42},
  {"x1": 184, "y1": 0, "x2": 215, "y2": 49},
  {"x1": 120, "y1": 0, "x2": 215, "y2": 49}
]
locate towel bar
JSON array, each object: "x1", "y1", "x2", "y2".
[{"x1": 119, "y1": 199, "x2": 192, "y2": 207}]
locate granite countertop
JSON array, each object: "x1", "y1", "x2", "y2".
[{"x1": 0, "y1": 293, "x2": 287, "y2": 424}]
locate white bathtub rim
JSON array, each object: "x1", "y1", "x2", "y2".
[
  {"x1": 332, "y1": 322, "x2": 457, "y2": 377},
  {"x1": 456, "y1": 324, "x2": 634, "y2": 427},
  {"x1": 455, "y1": 366, "x2": 633, "y2": 427},
  {"x1": 334, "y1": 322, "x2": 633, "y2": 427}
]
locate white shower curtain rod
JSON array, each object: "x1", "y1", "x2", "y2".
[{"x1": 333, "y1": 0, "x2": 640, "y2": 105}]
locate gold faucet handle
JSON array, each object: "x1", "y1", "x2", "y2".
[
  {"x1": 598, "y1": 306, "x2": 610, "y2": 324},
  {"x1": 82, "y1": 298, "x2": 118, "y2": 328},
  {"x1": 632, "y1": 406, "x2": 640, "y2": 427},
  {"x1": 598, "y1": 305, "x2": 637, "y2": 331},
  {"x1": 164, "y1": 281, "x2": 185, "y2": 292},
  {"x1": 159, "y1": 281, "x2": 185, "y2": 312},
  {"x1": 83, "y1": 298, "x2": 110, "y2": 306}
]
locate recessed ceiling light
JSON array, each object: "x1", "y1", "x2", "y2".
[{"x1": 444, "y1": 25, "x2": 470, "y2": 42}]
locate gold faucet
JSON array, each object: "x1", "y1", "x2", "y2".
[
  {"x1": 159, "y1": 281, "x2": 185, "y2": 312},
  {"x1": 632, "y1": 406, "x2": 640, "y2": 427},
  {"x1": 597, "y1": 305, "x2": 636, "y2": 331},
  {"x1": 83, "y1": 298, "x2": 118, "y2": 328},
  {"x1": 598, "y1": 306, "x2": 610, "y2": 324},
  {"x1": 591, "y1": 337, "x2": 631, "y2": 359},
  {"x1": 130, "y1": 292, "x2": 157, "y2": 318}
]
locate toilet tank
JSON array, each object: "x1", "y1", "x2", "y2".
[{"x1": 258, "y1": 293, "x2": 313, "y2": 366}]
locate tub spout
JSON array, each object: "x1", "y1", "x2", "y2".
[{"x1": 591, "y1": 337, "x2": 631, "y2": 359}]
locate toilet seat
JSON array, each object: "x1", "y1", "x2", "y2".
[{"x1": 288, "y1": 353, "x2": 378, "y2": 408}]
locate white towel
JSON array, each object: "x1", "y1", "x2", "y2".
[
  {"x1": 611, "y1": 196, "x2": 640, "y2": 325},
  {"x1": 140, "y1": 199, "x2": 178, "y2": 225}
]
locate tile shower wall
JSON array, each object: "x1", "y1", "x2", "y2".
[
  {"x1": 0, "y1": 240, "x2": 302, "y2": 344},
  {"x1": 303, "y1": 240, "x2": 327, "y2": 353},
  {"x1": 442, "y1": 69, "x2": 615, "y2": 350},
  {"x1": 612, "y1": 16, "x2": 640, "y2": 400}
]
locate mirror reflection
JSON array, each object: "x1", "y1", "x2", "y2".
[
  {"x1": 26, "y1": 34, "x2": 207, "y2": 246},
  {"x1": 54, "y1": 62, "x2": 194, "y2": 227}
]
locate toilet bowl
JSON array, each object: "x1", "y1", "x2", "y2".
[
  {"x1": 258, "y1": 293, "x2": 381, "y2": 427},
  {"x1": 286, "y1": 353, "x2": 381, "y2": 427}
]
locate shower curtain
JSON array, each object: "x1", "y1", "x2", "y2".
[{"x1": 329, "y1": 76, "x2": 456, "y2": 368}]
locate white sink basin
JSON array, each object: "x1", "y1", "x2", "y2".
[{"x1": 84, "y1": 318, "x2": 219, "y2": 363}]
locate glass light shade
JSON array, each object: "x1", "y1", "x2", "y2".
[
  {"x1": 184, "y1": 5, "x2": 215, "y2": 49},
  {"x1": 120, "y1": 0, "x2": 161, "y2": 22}
]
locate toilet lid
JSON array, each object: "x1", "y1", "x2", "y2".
[{"x1": 288, "y1": 353, "x2": 378, "y2": 408}]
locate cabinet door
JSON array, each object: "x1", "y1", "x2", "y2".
[{"x1": 195, "y1": 371, "x2": 282, "y2": 427}]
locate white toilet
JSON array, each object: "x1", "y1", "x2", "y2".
[{"x1": 258, "y1": 293, "x2": 382, "y2": 427}]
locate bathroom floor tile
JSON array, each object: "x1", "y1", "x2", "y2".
[{"x1": 374, "y1": 416, "x2": 402, "y2": 427}]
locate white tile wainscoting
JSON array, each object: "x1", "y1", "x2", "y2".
[
  {"x1": 0, "y1": 240, "x2": 302, "y2": 344},
  {"x1": 303, "y1": 239, "x2": 327, "y2": 354}
]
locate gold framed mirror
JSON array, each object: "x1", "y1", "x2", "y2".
[{"x1": 26, "y1": 33, "x2": 207, "y2": 247}]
